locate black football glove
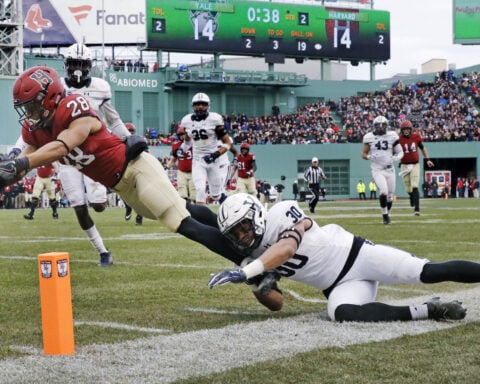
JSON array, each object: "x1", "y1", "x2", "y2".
[
  {"x1": 0, "y1": 158, "x2": 29, "y2": 188},
  {"x1": 246, "y1": 270, "x2": 281, "y2": 296},
  {"x1": 203, "y1": 151, "x2": 221, "y2": 164}
]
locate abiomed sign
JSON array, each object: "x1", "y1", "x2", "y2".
[
  {"x1": 108, "y1": 73, "x2": 158, "y2": 88},
  {"x1": 23, "y1": 0, "x2": 146, "y2": 47}
]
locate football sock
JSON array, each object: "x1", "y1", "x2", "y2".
[
  {"x1": 84, "y1": 225, "x2": 108, "y2": 254},
  {"x1": 409, "y1": 304, "x2": 429, "y2": 320}
]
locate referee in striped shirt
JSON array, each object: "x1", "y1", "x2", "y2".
[{"x1": 304, "y1": 157, "x2": 327, "y2": 213}]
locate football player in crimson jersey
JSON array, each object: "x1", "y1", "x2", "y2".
[
  {"x1": 0, "y1": 65, "x2": 249, "y2": 266},
  {"x1": 362, "y1": 115, "x2": 403, "y2": 225},
  {"x1": 229, "y1": 142, "x2": 257, "y2": 196},
  {"x1": 398, "y1": 120, "x2": 435, "y2": 216},
  {"x1": 23, "y1": 162, "x2": 59, "y2": 220},
  {"x1": 9, "y1": 45, "x2": 130, "y2": 266},
  {"x1": 167, "y1": 126, "x2": 196, "y2": 203}
]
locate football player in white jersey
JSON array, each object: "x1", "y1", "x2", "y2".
[
  {"x1": 361, "y1": 116, "x2": 403, "y2": 224},
  {"x1": 60, "y1": 44, "x2": 131, "y2": 266},
  {"x1": 207, "y1": 193, "x2": 480, "y2": 322},
  {"x1": 180, "y1": 93, "x2": 237, "y2": 205}
]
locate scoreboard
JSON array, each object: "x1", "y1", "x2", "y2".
[{"x1": 146, "y1": 0, "x2": 390, "y2": 62}]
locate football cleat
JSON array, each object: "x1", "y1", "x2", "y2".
[
  {"x1": 414, "y1": 211, "x2": 420, "y2": 216},
  {"x1": 125, "y1": 206, "x2": 132, "y2": 221},
  {"x1": 425, "y1": 297, "x2": 466, "y2": 321},
  {"x1": 99, "y1": 251, "x2": 113, "y2": 267},
  {"x1": 24, "y1": 213, "x2": 34, "y2": 220},
  {"x1": 135, "y1": 215, "x2": 143, "y2": 225},
  {"x1": 52, "y1": 212, "x2": 59, "y2": 220}
]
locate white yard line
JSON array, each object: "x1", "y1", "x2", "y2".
[{"x1": 1, "y1": 287, "x2": 479, "y2": 384}]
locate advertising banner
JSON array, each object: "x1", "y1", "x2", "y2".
[{"x1": 23, "y1": 0, "x2": 146, "y2": 47}]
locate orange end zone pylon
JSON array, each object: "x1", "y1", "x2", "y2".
[{"x1": 38, "y1": 252, "x2": 75, "y2": 355}]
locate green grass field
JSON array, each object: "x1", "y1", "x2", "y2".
[{"x1": 1, "y1": 198, "x2": 480, "y2": 383}]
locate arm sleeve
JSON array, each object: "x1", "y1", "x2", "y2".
[{"x1": 99, "y1": 100, "x2": 130, "y2": 138}]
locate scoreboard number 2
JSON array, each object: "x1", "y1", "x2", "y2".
[{"x1": 152, "y1": 18, "x2": 166, "y2": 33}]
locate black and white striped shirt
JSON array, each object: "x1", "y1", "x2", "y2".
[{"x1": 304, "y1": 166, "x2": 326, "y2": 185}]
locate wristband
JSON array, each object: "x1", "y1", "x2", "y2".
[
  {"x1": 242, "y1": 259, "x2": 264, "y2": 280},
  {"x1": 15, "y1": 157, "x2": 30, "y2": 173}
]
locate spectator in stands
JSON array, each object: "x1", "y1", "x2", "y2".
[{"x1": 126, "y1": 59, "x2": 133, "y2": 72}]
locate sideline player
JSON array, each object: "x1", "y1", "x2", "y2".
[
  {"x1": 1, "y1": 65, "x2": 246, "y2": 266},
  {"x1": 23, "y1": 162, "x2": 59, "y2": 220},
  {"x1": 180, "y1": 93, "x2": 236, "y2": 205},
  {"x1": 362, "y1": 116, "x2": 403, "y2": 224},
  {"x1": 208, "y1": 194, "x2": 479, "y2": 323},
  {"x1": 229, "y1": 142, "x2": 257, "y2": 196},
  {"x1": 398, "y1": 120, "x2": 434, "y2": 216},
  {"x1": 167, "y1": 125, "x2": 196, "y2": 203}
]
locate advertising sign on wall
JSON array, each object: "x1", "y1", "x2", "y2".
[{"x1": 23, "y1": 0, "x2": 146, "y2": 47}]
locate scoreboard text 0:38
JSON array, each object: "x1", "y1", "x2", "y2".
[{"x1": 146, "y1": 0, "x2": 390, "y2": 62}]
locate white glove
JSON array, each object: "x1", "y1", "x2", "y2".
[
  {"x1": 367, "y1": 153, "x2": 378, "y2": 160},
  {"x1": 399, "y1": 164, "x2": 413, "y2": 177},
  {"x1": 392, "y1": 153, "x2": 403, "y2": 162}
]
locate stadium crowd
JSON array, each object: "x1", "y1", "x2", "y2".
[
  {"x1": 143, "y1": 69, "x2": 480, "y2": 146},
  {"x1": 3, "y1": 70, "x2": 480, "y2": 207}
]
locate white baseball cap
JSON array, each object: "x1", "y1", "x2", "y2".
[{"x1": 312, "y1": 157, "x2": 319, "y2": 163}]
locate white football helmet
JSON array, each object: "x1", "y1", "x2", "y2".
[
  {"x1": 192, "y1": 92, "x2": 210, "y2": 119},
  {"x1": 217, "y1": 193, "x2": 266, "y2": 253},
  {"x1": 373, "y1": 115, "x2": 388, "y2": 135},
  {"x1": 64, "y1": 43, "x2": 93, "y2": 87}
]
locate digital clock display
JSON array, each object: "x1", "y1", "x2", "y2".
[{"x1": 146, "y1": 0, "x2": 390, "y2": 61}]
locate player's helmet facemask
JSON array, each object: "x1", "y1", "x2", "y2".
[{"x1": 218, "y1": 193, "x2": 266, "y2": 254}]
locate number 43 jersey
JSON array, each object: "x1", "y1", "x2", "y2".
[
  {"x1": 180, "y1": 112, "x2": 224, "y2": 159},
  {"x1": 251, "y1": 201, "x2": 354, "y2": 290}
]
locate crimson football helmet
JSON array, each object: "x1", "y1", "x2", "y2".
[
  {"x1": 177, "y1": 126, "x2": 185, "y2": 135},
  {"x1": 240, "y1": 142, "x2": 250, "y2": 152},
  {"x1": 125, "y1": 122, "x2": 136, "y2": 134},
  {"x1": 64, "y1": 43, "x2": 92, "y2": 87},
  {"x1": 400, "y1": 120, "x2": 413, "y2": 137},
  {"x1": 373, "y1": 115, "x2": 388, "y2": 135},
  {"x1": 13, "y1": 66, "x2": 65, "y2": 131}
]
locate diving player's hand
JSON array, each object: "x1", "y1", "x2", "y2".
[
  {"x1": 208, "y1": 269, "x2": 247, "y2": 288},
  {"x1": 0, "y1": 158, "x2": 29, "y2": 188}
]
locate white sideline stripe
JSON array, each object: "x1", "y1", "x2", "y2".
[
  {"x1": 0, "y1": 255, "x2": 225, "y2": 269},
  {"x1": 184, "y1": 307, "x2": 263, "y2": 315},
  {"x1": 0, "y1": 233, "x2": 182, "y2": 243},
  {"x1": 2, "y1": 287, "x2": 480, "y2": 384},
  {"x1": 285, "y1": 289, "x2": 327, "y2": 303},
  {"x1": 74, "y1": 321, "x2": 171, "y2": 334}
]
